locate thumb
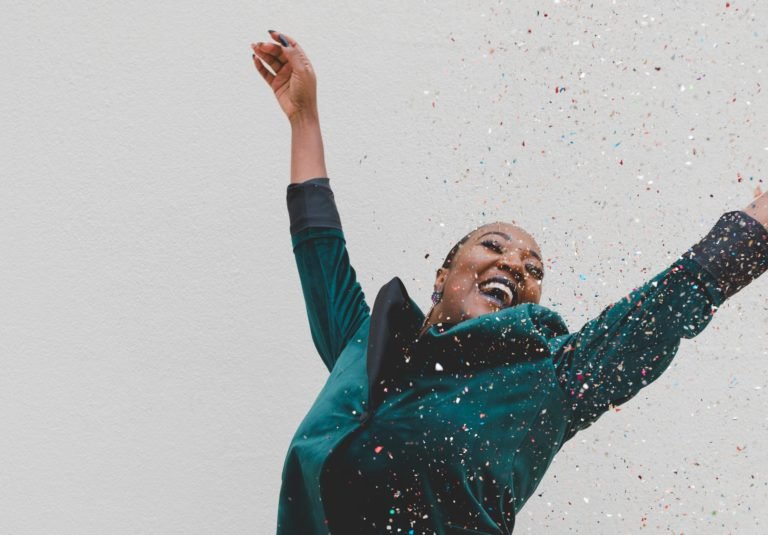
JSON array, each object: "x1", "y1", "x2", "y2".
[
  {"x1": 274, "y1": 32, "x2": 314, "y2": 75},
  {"x1": 269, "y1": 31, "x2": 301, "y2": 54}
]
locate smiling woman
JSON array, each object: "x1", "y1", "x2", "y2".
[
  {"x1": 253, "y1": 31, "x2": 768, "y2": 535},
  {"x1": 422, "y1": 222, "x2": 546, "y2": 337}
]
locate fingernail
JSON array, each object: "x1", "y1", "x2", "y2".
[
  {"x1": 278, "y1": 34, "x2": 289, "y2": 47},
  {"x1": 268, "y1": 29, "x2": 275, "y2": 33}
]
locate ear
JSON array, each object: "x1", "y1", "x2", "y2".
[{"x1": 434, "y1": 267, "x2": 448, "y2": 293}]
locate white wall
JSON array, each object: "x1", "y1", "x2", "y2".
[{"x1": 2, "y1": 0, "x2": 767, "y2": 533}]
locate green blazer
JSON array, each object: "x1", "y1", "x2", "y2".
[{"x1": 276, "y1": 178, "x2": 768, "y2": 534}]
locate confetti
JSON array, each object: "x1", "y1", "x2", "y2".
[{"x1": 276, "y1": 35, "x2": 768, "y2": 531}]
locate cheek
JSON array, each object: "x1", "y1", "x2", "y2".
[
  {"x1": 449, "y1": 273, "x2": 480, "y2": 292},
  {"x1": 526, "y1": 278, "x2": 543, "y2": 296},
  {"x1": 448, "y1": 280, "x2": 485, "y2": 307}
]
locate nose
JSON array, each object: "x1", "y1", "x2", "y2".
[{"x1": 495, "y1": 253, "x2": 526, "y2": 283}]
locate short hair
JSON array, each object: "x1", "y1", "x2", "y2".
[{"x1": 440, "y1": 228, "x2": 480, "y2": 269}]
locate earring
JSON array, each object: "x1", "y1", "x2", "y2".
[{"x1": 431, "y1": 291, "x2": 443, "y2": 304}]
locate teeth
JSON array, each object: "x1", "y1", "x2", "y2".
[{"x1": 480, "y1": 281, "x2": 514, "y2": 305}]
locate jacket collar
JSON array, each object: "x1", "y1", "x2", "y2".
[
  {"x1": 366, "y1": 277, "x2": 570, "y2": 410},
  {"x1": 366, "y1": 277, "x2": 424, "y2": 408}
]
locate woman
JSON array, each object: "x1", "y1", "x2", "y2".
[{"x1": 252, "y1": 31, "x2": 768, "y2": 534}]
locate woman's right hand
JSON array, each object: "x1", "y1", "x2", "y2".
[{"x1": 251, "y1": 31, "x2": 318, "y2": 124}]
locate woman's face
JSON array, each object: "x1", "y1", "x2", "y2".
[{"x1": 430, "y1": 222, "x2": 544, "y2": 325}]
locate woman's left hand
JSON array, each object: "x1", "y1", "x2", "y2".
[
  {"x1": 743, "y1": 184, "x2": 768, "y2": 231},
  {"x1": 251, "y1": 31, "x2": 319, "y2": 125}
]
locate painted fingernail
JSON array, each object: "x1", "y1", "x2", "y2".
[
  {"x1": 278, "y1": 34, "x2": 289, "y2": 47},
  {"x1": 268, "y1": 29, "x2": 275, "y2": 33}
]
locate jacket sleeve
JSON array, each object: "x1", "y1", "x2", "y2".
[
  {"x1": 549, "y1": 210, "x2": 768, "y2": 441},
  {"x1": 286, "y1": 177, "x2": 371, "y2": 373}
]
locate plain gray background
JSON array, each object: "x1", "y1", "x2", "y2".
[{"x1": 2, "y1": 0, "x2": 768, "y2": 533}]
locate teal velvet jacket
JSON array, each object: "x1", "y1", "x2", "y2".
[{"x1": 276, "y1": 178, "x2": 768, "y2": 534}]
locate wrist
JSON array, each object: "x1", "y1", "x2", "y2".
[
  {"x1": 742, "y1": 192, "x2": 768, "y2": 232},
  {"x1": 289, "y1": 109, "x2": 326, "y2": 184},
  {"x1": 289, "y1": 109, "x2": 320, "y2": 129}
]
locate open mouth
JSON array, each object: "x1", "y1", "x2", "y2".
[{"x1": 478, "y1": 277, "x2": 517, "y2": 308}]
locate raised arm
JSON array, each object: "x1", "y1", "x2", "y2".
[
  {"x1": 286, "y1": 177, "x2": 371, "y2": 372},
  {"x1": 252, "y1": 32, "x2": 370, "y2": 372},
  {"x1": 549, "y1": 202, "x2": 768, "y2": 443}
]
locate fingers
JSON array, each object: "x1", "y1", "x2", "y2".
[
  {"x1": 251, "y1": 43, "x2": 284, "y2": 73},
  {"x1": 253, "y1": 41, "x2": 285, "y2": 63},
  {"x1": 266, "y1": 30, "x2": 313, "y2": 73},
  {"x1": 252, "y1": 50, "x2": 275, "y2": 85},
  {"x1": 251, "y1": 31, "x2": 310, "y2": 88}
]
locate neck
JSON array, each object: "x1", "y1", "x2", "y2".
[
  {"x1": 418, "y1": 306, "x2": 437, "y2": 338},
  {"x1": 418, "y1": 307, "x2": 455, "y2": 338},
  {"x1": 418, "y1": 317, "x2": 431, "y2": 338}
]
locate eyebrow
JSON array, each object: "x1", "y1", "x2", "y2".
[{"x1": 477, "y1": 231, "x2": 543, "y2": 263}]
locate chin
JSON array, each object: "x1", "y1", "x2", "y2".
[{"x1": 462, "y1": 300, "x2": 504, "y2": 320}]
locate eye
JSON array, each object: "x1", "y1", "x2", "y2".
[
  {"x1": 527, "y1": 264, "x2": 544, "y2": 280},
  {"x1": 483, "y1": 240, "x2": 545, "y2": 279},
  {"x1": 481, "y1": 240, "x2": 503, "y2": 253}
]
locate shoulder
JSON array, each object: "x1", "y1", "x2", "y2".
[{"x1": 516, "y1": 302, "x2": 570, "y2": 339}]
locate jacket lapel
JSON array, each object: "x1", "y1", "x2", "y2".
[{"x1": 366, "y1": 277, "x2": 424, "y2": 411}]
